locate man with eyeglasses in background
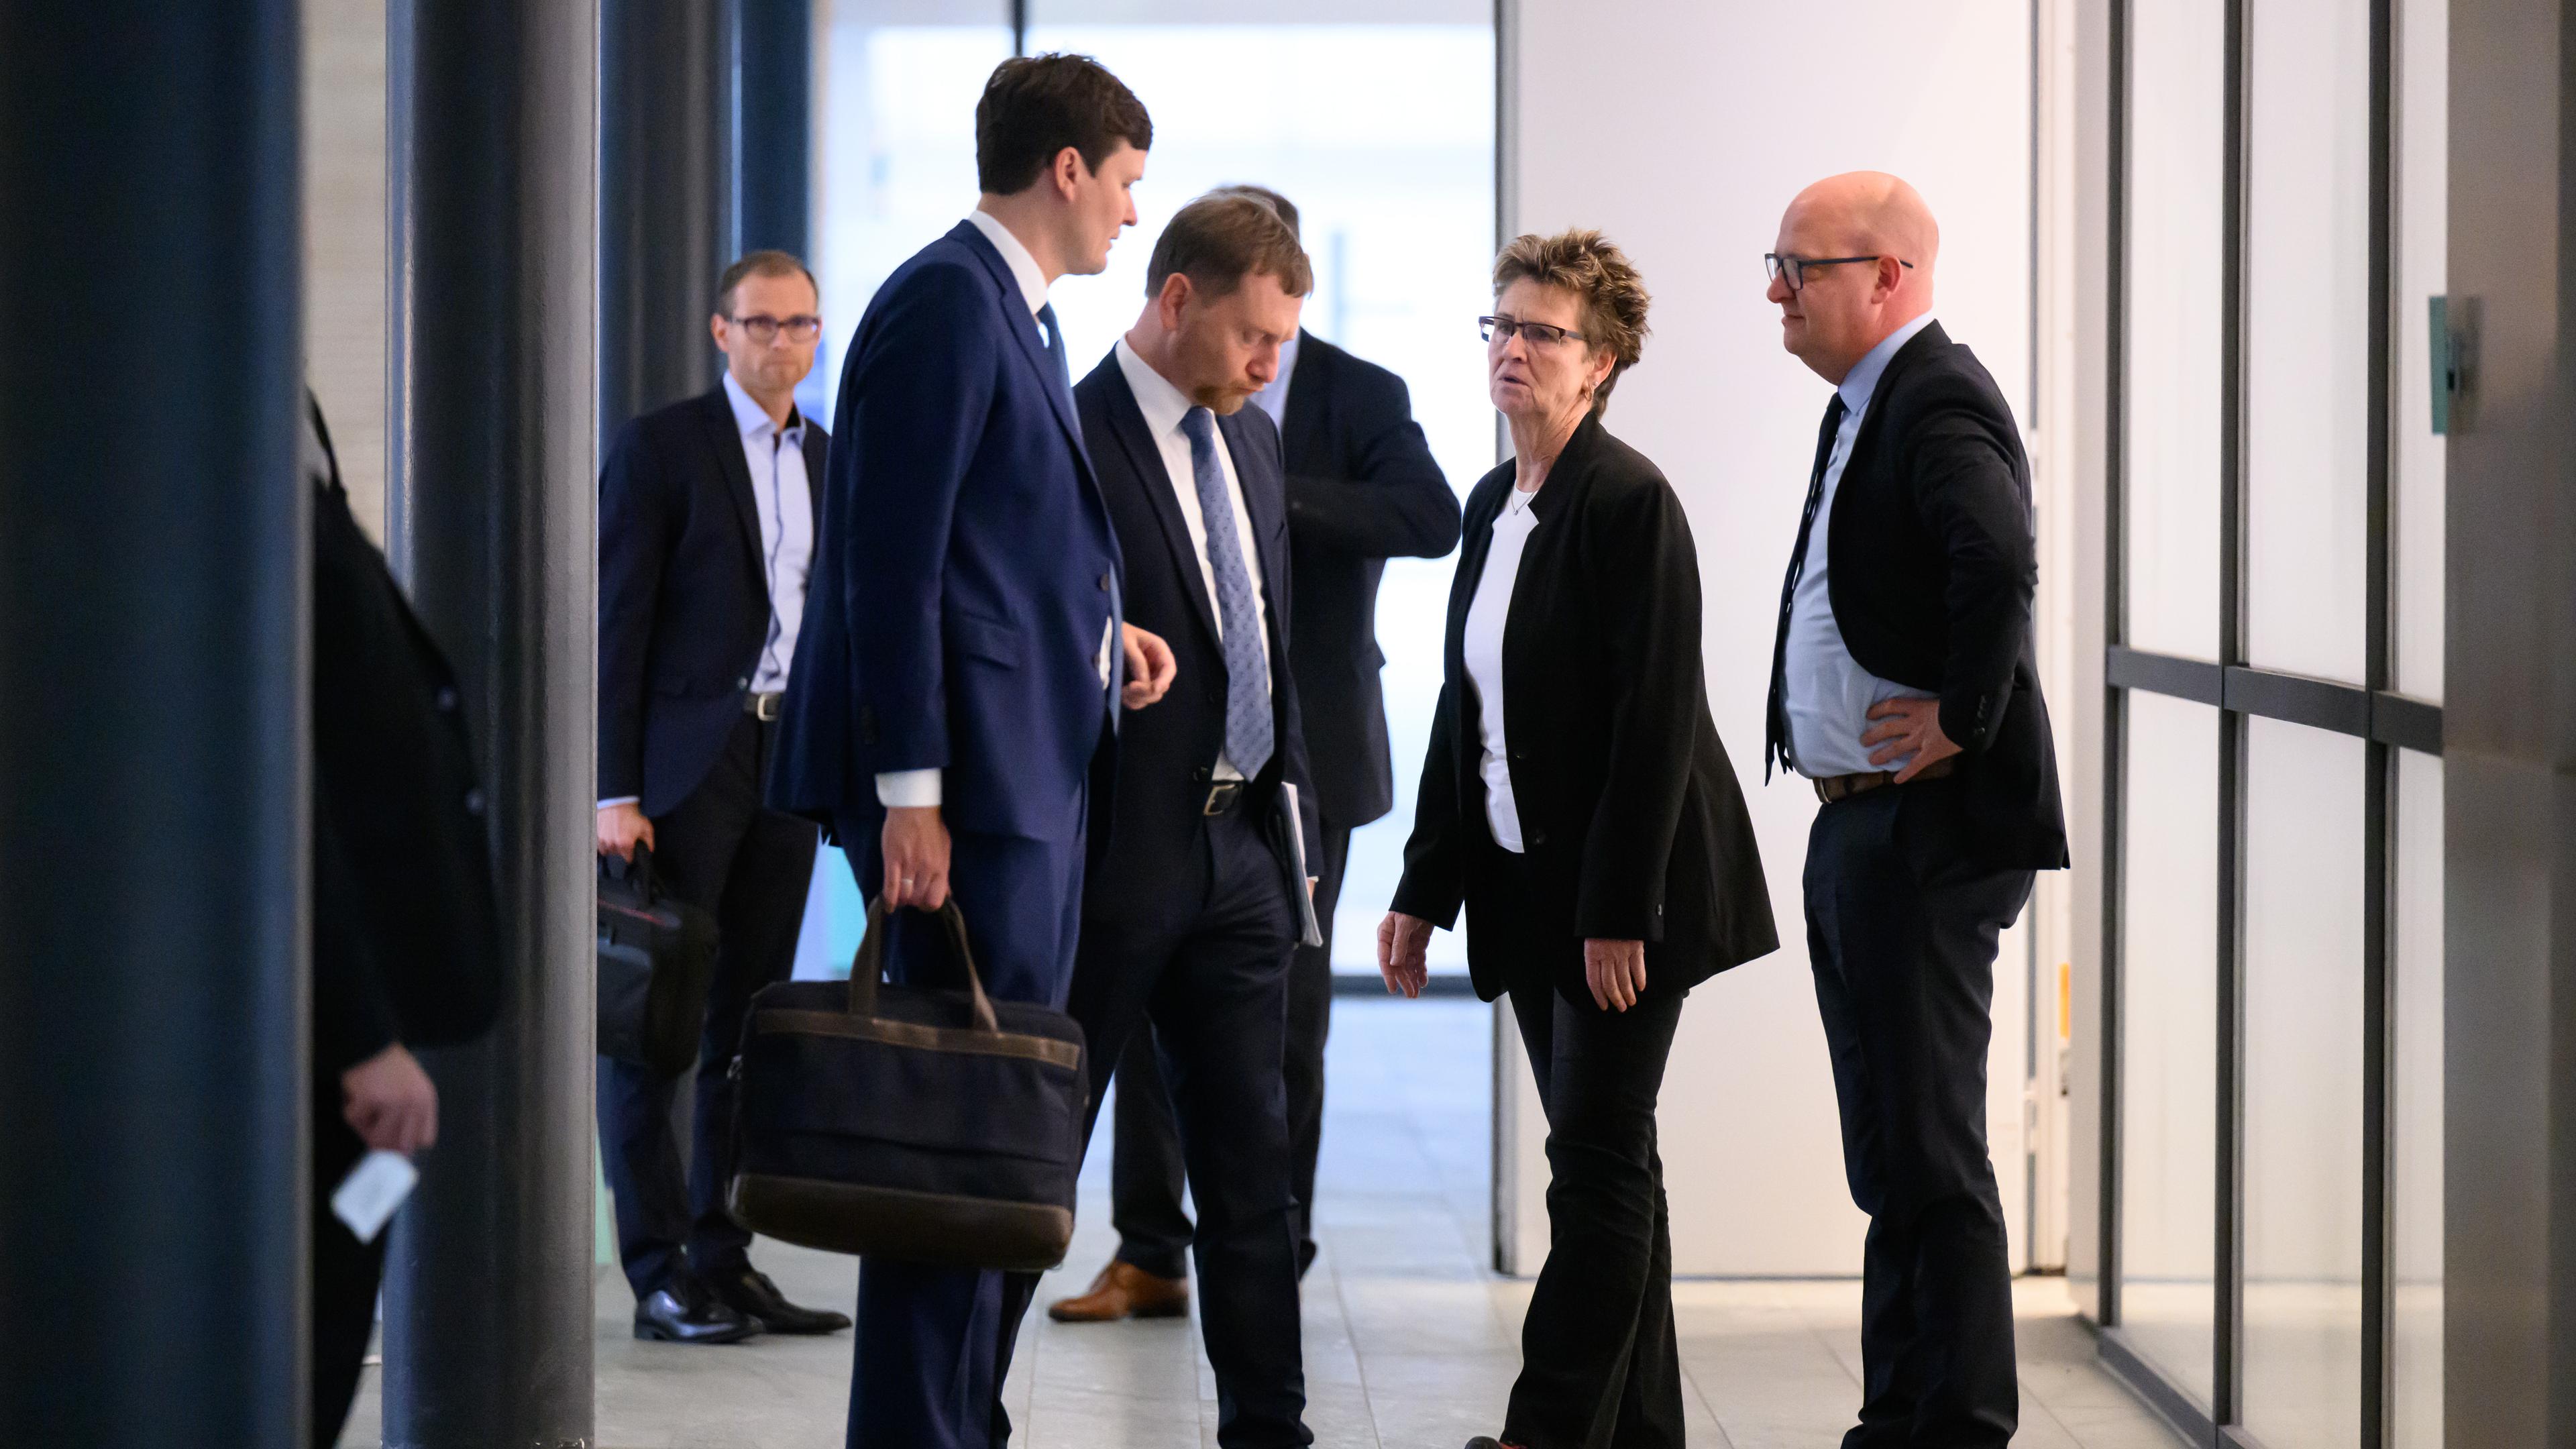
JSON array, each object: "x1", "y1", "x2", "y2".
[{"x1": 594, "y1": 249, "x2": 851, "y2": 1346}]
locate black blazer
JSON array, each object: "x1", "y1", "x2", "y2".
[
  {"x1": 308, "y1": 400, "x2": 502, "y2": 1085},
  {"x1": 1763, "y1": 322, "x2": 2068, "y2": 871},
  {"x1": 598, "y1": 384, "x2": 828, "y2": 817},
  {"x1": 1278, "y1": 333, "x2": 1460, "y2": 827},
  {"x1": 1074, "y1": 350, "x2": 1325, "y2": 924},
  {"x1": 1392, "y1": 413, "x2": 1776, "y2": 1003}
]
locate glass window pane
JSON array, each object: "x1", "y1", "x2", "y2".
[
  {"x1": 2123, "y1": 0, "x2": 2226, "y2": 661},
  {"x1": 2396, "y1": 0, "x2": 2448, "y2": 701},
  {"x1": 2241, "y1": 718, "x2": 2367, "y2": 1449},
  {"x1": 2393, "y1": 749, "x2": 2444, "y2": 1448},
  {"x1": 2118, "y1": 692, "x2": 2220, "y2": 1404},
  {"x1": 2245, "y1": 0, "x2": 2372, "y2": 683}
]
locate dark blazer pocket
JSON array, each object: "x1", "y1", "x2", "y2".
[{"x1": 951, "y1": 612, "x2": 1024, "y2": 669}]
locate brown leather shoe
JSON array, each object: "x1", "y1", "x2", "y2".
[{"x1": 1046, "y1": 1260, "x2": 1189, "y2": 1323}]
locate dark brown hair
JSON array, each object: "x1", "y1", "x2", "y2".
[
  {"x1": 975, "y1": 54, "x2": 1152, "y2": 196},
  {"x1": 713, "y1": 250, "x2": 816, "y2": 317},
  {"x1": 1492, "y1": 229, "x2": 1652, "y2": 414},
  {"x1": 1144, "y1": 193, "x2": 1314, "y2": 301},
  {"x1": 1206, "y1": 183, "x2": 1299, "y2": 240}
]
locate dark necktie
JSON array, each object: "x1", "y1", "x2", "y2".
[
  {"x1": 1179, "y1": 407, "x2": 1274, "y2": 778},
  {"x1": 1765, "y1": 393, "x2": 1848, "y2": 780},
  {"x1": 1037, "y1": 302, "x2": 1071, "y2": 392}
]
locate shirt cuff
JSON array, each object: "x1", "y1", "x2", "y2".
[
  {"x1": 875, "y1": 769, "x2": 942, "y2": 808},
  {"x1": 597, "y1": 796, "x2": 641, "y2": 810}
]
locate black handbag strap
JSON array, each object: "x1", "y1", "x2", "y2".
[{"x1": 847, "y1": 897, "x2": 1001, "y2": 1034}]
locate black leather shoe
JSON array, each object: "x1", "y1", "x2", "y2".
[
  {"x1": 711, "y1": 1266, "x2": 852, "y2": 1335},
  {"x1": 1464, "y1": 1438, "x2": 1521, "y2": 1449},
  {"x1": 633, "y1": 1284, "x2": 758, "y2": 1344}
]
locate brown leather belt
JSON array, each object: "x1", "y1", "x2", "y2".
[{"x1": 1813, "y1": 755, "x2": 1957, "y2": 805}]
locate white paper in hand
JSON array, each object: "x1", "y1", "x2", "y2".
[{"x1": 331, "y1": 1150, "x2": 419, "y2": 1244}]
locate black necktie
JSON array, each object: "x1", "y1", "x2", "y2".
[
  {"x1": 1765, "y1": 394, "x2": 1847, "y2": 780},
  {"x1": 1037, "y1": 302, "x2": 1071, "y2": 392}
]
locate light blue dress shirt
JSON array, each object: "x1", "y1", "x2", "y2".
[
  {"x1": 1783, "y1": 311, "x2": 1941, "y2": 779},
  {"x1": 1250, "y1": 329, "x2": 1301, "y2": 433}
]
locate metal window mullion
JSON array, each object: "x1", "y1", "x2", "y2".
[
  {"x1": 2100, "y1": 0, "x2": 2132, "y2": 1336},
  {"x1": 2359, "y1": 0, "x2": 2398, "y2": 1440},
  {"x1": 2214, "y1": 0, "x2": 2251, "y2": 1424}
]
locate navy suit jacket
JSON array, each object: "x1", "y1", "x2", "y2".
[
  {"x1": 1074, "y1": 350, "x2": 1324, "y2": 924},
  {"x1": 773, "y1": 221, "x2": 1123, "y2": 845},
  {"x1": 597, "y1": 385, "x2": 827, "y2": 818},
  {"x1": 1277, "y1": 332, "x2": 1458, "y2": 828}
]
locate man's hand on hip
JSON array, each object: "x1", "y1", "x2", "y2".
[
  {"x1": 881, "y1": 806, "x2": 952, "y2": 910},
  {"x1": 342, "y1": 1042, "x2": 439, "y2": 1156},
  {"x1": 596, "y1": 802, "x2": 654, "y2": 859},
  {"x1": 1121, "y1": 623, "x2": 1177, "y2": 710},
  {"x1": 1861, "y1": 697, "x2": 1962, "y2": 782}
]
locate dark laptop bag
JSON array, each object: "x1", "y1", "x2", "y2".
[
  {"x1": 594, "y1": 846, "x2": 718, "y2": 1075},
  {"x1": 727, "y1": 898, "x2": 1087, "y2": 1272}
]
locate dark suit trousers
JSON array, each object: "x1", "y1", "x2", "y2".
[
  {"x1": 839, "y1": 820, "x2": 1087, "y2": 1449},
  {"x1": 1485, "y1": 844, "x2": 1688, "y2": 1449},
  {"x1": 598, "y1": 714, "x2": 818, "y2": 1301},
  {"x1": 1804, "y1": 777, "x2": 2032, "y2": 1449},
  {"x1": 1110, "y1": 817, "x2": 1349, "y2": 1279},
  {"x1": 311, "y1": 1116, "x2": 385, "y2": 1446},
  {"x1": 1010, "y1": 804, "x2": 1311, "y2": 1448}
]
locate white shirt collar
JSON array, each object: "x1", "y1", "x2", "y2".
[
  {"x1": 1836, "y1": 311, "x2": 1938, "y2": 417},
  {"x1": 1114, "y1": 335, "x2": 1198, "y2": 442},
  {"x1": 965, "y1": 210, "x2": 1050, "y2": 317},
  {"x1": 721, "y1": 370, "x2": 802, "y2": 441}
]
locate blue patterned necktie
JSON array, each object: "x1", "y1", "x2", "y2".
[{"x1": 1179, "y1": 407, "x2": 1274, "y2": 778}]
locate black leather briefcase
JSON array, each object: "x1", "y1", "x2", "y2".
[
  {"x1": 595, "y1": 846, "x2": 718, "y2": 1075},
  {"x1": 727, "y1": 898, "x2": 1087, "y2": 1273}
]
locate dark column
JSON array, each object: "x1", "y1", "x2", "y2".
[
  {"x1": 600, "y1": 0, "x2": 735, "y2": 445},
  {"x1": 735, "y1": 0, "x2": 812, "y2": 261},
  {"x1": 2443, "y1": 1, "x2": 2576, "y2": 1444},
  {"x1": 0, "y1": 5, "x2": 305, "y2": 1445},
  {"x1": 380, "y1": 2, "x2": 598, "y2": 1445}
]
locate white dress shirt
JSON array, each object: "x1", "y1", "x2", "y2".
[
  {"x1": 1114, "y1": 338, "x2": 1275, "y2": 780},
  {"x1": 1782, "y1": 309, "x2": 1941, "y2": 778},
  {"x1": 1464, "y1": 484, "x2": 1542, "y2": 852},
  {"x1": 722, "y1": 372, "x2": 813, "y2": 696},
  {"x1": 876, "y1": 211, "x2": 1111, "y2": 811},
  {"x1": 1250, "y1": 329, "x2": 1301, "y2": 433}
]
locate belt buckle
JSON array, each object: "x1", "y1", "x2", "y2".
[
  {"x1": 749, "y1": 691, "x2": 783, "y2": 722},
  {"x1": 1202, "y1": 780, "x2": 1242, "y2": 816}
]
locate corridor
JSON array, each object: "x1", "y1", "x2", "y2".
[{"x1": 338, "y1": 1000, "x2": 2180, "y2": 1448}]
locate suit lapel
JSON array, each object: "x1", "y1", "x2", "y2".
[
  {"x1": 1841, "y1": 320, "x2": 1947, "y2": 484},
  {"x1": 698, "y1": 388, "x2": 767, "y2": 590},
  {"x1": 1280, "y1": 332, "x2": 1330, "y2": 475},
  {"x1": 799, "y1": 421, "x2": 826, "y2": 529},
  {"x1": 950, "y1": 221, "x2": 1091, "y2": 477},
  {"x1": 1099, "y1": 361, "x2": 1224, "y2": 652}
]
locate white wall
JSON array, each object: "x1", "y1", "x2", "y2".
[{"x1": 1500, "y1": 0, "x2": 2037, "y2": 1276}]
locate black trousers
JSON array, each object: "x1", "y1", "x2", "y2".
[
  {"x1": 1804, "y1": 777, "x2": 2033, "y2": 1449},
  {"x1": 1002, "y1": 804, "x2": 1312, "y2": 1448},
  {"x1": 311, "y1": 1118, "x2": 385, "y2": 1446},
  {"x1": 1481, "y1": 839, "x2": 1688, "y2": 1449},
  {"x1": 598, "y1": 713, "x2": 817, "y2": 1301},
  {"x1": 1110, "y1": 817, "x2": 1348, "y2": 1280}
]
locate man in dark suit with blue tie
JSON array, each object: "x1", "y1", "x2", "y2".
[
  {"x1": 594, "y1": 250, "x2": 849, "y2": 1346},
  {"x1": 767, "y1": 54, "x2": 1175, "y2": 1449},
  {"x1": 1000, "y1": 191, "x2": 1328, "y2": 1448}
]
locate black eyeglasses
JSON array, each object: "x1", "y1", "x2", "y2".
[
  {"x1": 1479, "y1": 315, "x2": 1587, "y2": 347},
  {"x1": 730, "y1": 313, "x2": 822, "y2": 343},
  {"x1": 1763, "y1": 254, "x2": 1914, "y2": 293}
]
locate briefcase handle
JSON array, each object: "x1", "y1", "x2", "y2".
[{"x1": 846, "y1": 897, "x2": 1001, "y2": 1034}]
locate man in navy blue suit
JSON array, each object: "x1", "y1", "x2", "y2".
[
  {"x1": 768, "y1": 54, "x2": 1174, "y2": 1449},
  {"x1": 1008, "y1": 192, "x2": 1328, "y2": 1448},
  {"x1": 594, "y1": 250, "x2": 849, "y2": 1346}
]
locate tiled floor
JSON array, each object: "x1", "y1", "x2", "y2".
[{"x1": 340, "y1": 997, "x2": 2183, "y2": 1448}]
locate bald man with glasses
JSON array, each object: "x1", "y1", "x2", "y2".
[{"x1": 1762, "y1": 173, "x2": 2067, "y2": 1449}]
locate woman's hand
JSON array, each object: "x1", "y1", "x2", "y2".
[
  {"x1": 1378, "y1": 912, "x2": 1433, "y2": 999},
  {"x1": 1584, "y1": 938, "x2": 1648, "y2": 1012}
]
